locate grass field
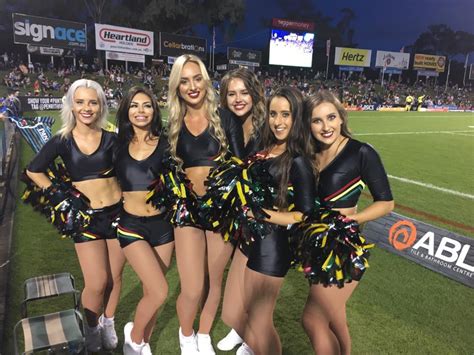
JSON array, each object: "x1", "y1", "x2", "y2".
[{"x1": 3, "y1": 110, "x2": 474, "y2": 354}]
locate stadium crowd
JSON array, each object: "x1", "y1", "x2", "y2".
[{"x1": 1, "y1": 51, "x2": 473, "y2": 110}]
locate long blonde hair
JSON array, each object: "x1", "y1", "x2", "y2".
[
  {"x1": 167, "y1": 54, "x2": 228, "y2": 171},
  {"x1": 57, "y1": 79, "x2": 109, "y2": 139}
]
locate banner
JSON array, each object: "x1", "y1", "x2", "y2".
[
  {"x1": 159, "y1": 32, "x2": 207, "y2": 59},
  {"x1": 19, "y1": 96, "x2": 63, "y2": 111},
  {"x1": 27, "y1": 45, "x2": 64, "y2": 56},
  {"x1": 375, "y1": 50, "x2": 410, "y2": 69},
  {"x1": 106, "y1": 51, "x2": 145, "y2": 63},
  {"x1": 364, "y1": 212, "x2": 474, "y2": 288},
  {"x1": 338, "y1": 66, "x2": 364, "y2": 72},
  {"x1": 227, "y1": 47, "x2": 261, "y2": 67},
  {"x1": 13, "y1": 13, "x2": 87, "y2": 50},
  {"x1": 271, "y1": 18, "x2": 314, "y2": 32},
  {"x1": 334, "y1": 47, "x2": 371, "y2": 67},
  {"x1": 417, "y1": 69, "x2": 439, "y2": 77},
  {"x1": 95, "y1": 24, "x2": 154, "y2": 55},
  {"x1": 413, "y1": 53, "x2": 446, "y2": 72}
]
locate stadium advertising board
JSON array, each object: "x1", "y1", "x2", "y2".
[
  {"x1": 364, "y1": 212, "x2": 474, "y2": 288},
  {"x1": 159, "y1": 33, "x2": 206, "y2": 59},
  {"x1": 334, "y1": 47, "x2": 371, "y2": 67},
  {"x1": 375, "y1": 50, "x2": 410, "y2": 69},
  {"x1": 19, "y1": 96, "x2": 63, "y2": 111},
  {"x1": 27, "y1": 45, "x2": 64, "y2": 56},
  {"x1": 271, "y1": 18, "x2": 315, "y2": 32},
  {"x1": 106, "y1": 51, "x2": 145, "y2": 63},
  {"x1": 228, "y1": 47, "x2": 261, "y2": 67},
  {"x1": 13, "y1": 13, "x2": 87, "y2": 50},
  {"x1": 414, "y1": 53, "x2": 446, "y2": 72},
  {"x1": 95, "y1": 24, "x2": 154, "y2": 55}
]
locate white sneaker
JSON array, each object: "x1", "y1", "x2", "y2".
[
  {"x1": 197, "y1": 333, "x2": 216, "y2": 355},
  {"x1": 179, "y1": 327, "x2": 199, "y2": 355},
  {"x1": 141, "y1": 342, "x2": 152, "y2": 355},
  {"x1": 236, "y1": 342, "x2": 255, "y2": 355},
  {"x1": 217, "y1": 328, "x2": 244, "y2": 351},
  {"x1": 123, "y1": 322, "x2": 145, "y2": 355},
  {"x1": 84, "y1": 323, "x2": 102, "y2": 352},
  {"x1": 99, "y1": 314, "x2": 118, "y2": 350}
]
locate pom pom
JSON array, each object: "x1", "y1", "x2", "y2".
[
  {"x1": 146, "y1": 156, "x2": 200, "y2": 227},
  {"x1": 200, "y1": 155, "x2": 276, "y2": 242},
  {"x1": 21, "y1": 164, "x2": 92, "y2": 238},
  {"x1": 290, "y1": 208, "x2": 374, "y2": 288}
]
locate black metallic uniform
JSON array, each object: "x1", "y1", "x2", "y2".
[
  {"x1": 177, "y1": 108, "x2": 245, "y2": 169},
  {"x1": 115, "y1": 135, "x2": 174, "y2": 248},
  {"x1": 28, "y1": 130, "x2": 117, "y2": 181},
  {"x1": 28, "y1": 130, "x2": 120, "y2": 243},
  {"x1": 318, "y1": 139, "x2": 393, "y2": 208},
  {"x1": 246, "y1": 155, "x2": 316, "y2": 277}
]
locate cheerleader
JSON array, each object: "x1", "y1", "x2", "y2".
[
  {"x1": 240, "y1": 87, "x2": 316, "y2": 355},
  {"x1": 217, "y1": 68, "x2": 265, "y2": 352},
  {"x1": 301, "y1": 90, "x2": 394, "y2": 354},
  {"x1": 166, "y1": 54, "x2": 244, "y2": 355},
  {"x1": 115, "y1": 87, "x2": 174, "y2": 354},
  {"x1": 25, "y1": 79, "x2": 124, "y2": 352}
]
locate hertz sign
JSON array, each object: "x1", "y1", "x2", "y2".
[
  {"x1": 334, "y1": 47, "x2": 372, "y2": 67},
  {"x1": 364, "y1": 212, "x2": 474, "y2": 288}
]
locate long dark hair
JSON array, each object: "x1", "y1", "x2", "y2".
[
  {"x1": 116, "y1": 86, "x2": 163, "y2": 144},
  {"x1": 262, "y1": 86, "x2": 313, "y2": 209}
]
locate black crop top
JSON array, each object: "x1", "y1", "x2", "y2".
[
  {"x1": 318, "y1": 139, "x2": 393, "y2": 209},
  {"x1": 259, "y1": 155, "x2": 316, "y2": 214},
  {"x1": 28, "y1": 130, "x2": 117, "y2": 182},
  {"x1": 115, "y1": 136, "x2": 169, "y2": 192},
  {"x1": 176, "y1": 108, "x2": 244, "y2": 169}
]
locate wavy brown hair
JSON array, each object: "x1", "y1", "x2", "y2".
[{"x1": 220, "y1": 68, "x2": 265, "y2": 142}]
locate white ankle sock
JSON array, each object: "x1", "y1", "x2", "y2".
[{"x1": 101, "y1": 314, "x2": 115, "y2": 325}]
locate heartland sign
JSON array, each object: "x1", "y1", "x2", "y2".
[
  {"x1": 363, "y1": 212, "x2": 474, "y2": 288},
  {"x1": 95, "y1": 24, "x2": 154, "y2": 55}
]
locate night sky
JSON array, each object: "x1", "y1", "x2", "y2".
[{"x1": 210, "y1": 0, "x2": 474, "y2": 58}]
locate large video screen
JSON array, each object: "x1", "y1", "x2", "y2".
[{"x1": 269, "y1": 29, "x2": 314, "y2": 67}]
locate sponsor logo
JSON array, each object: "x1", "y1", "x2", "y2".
[
  {"x1": 14, "y1": 18, "x2": 85, "y2": 44},
  {"x1": 388, "y1": 220, "x2": 474, "y2": 275},
  {"x1": 163, "y1": 41, "x2": 205, "y2": 53},
  {"x1": 99, "y1": 28, "x2": 150, "y2": 46},
  {"x1": 342, "y1": 52, "x2": 365, "y2": 62},
  {"x1": 389, "y1": 220, "x2": 417, "y2": 250}
]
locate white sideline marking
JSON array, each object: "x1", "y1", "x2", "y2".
[
  {"x1": 388, "y1": 175, "x2": 474, "y2": 200},
  {"x1": 356, "y1": 130, "x2": 473, "y2": 136},
  {"x1": 443, "y1": 132, "x2": 474, "y2": 137},
  {"x1": 469, "y1": 126, "x2": 474, "y2": 128}
]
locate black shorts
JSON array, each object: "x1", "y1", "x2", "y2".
[
  {"x1": 73, "y1": 201, "x2": 122, "y2": 244},
  {"x1": 246, "y1": 227, "x2": 290, "y2": 278},
  {"x1": 117, "y1": 210, "x2": 174, "y2": 248}
]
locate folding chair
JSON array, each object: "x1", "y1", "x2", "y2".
[
  {"x1": 21, "y1": 272, "x2": 79, "y2": 318},
  {"x1": 14, "y1": 309, "x2": 86, "y2": 354}
]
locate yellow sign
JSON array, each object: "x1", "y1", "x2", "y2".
[
  {"x1": 334, "y1": 47, "x2": 372, "y2": 67},
  {"x1": 414, "y1": 54, "x2": 446, "y2": 72}
]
